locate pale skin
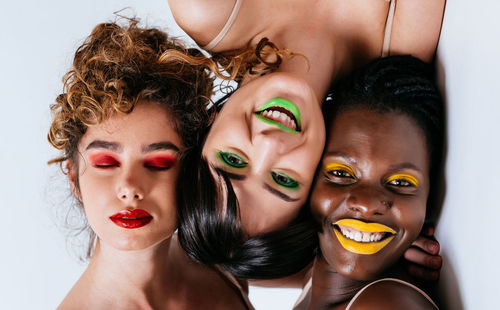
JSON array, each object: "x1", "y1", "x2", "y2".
[
  {"x1": 169, "y1": 0, "x2": 445, "y2": 98},
  {"x1": 168, "y1": 0, "x2": 443, "y2": 285},
  {"x1": 59, "y1": 102, "x2": 246, "y2": 310}
]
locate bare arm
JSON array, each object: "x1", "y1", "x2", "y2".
[{"x1": 390, "y1": 0, "x2": 446, "y2": 62}]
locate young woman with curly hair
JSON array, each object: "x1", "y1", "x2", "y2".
[{"x1": 48, "y1": 18, "x2": 253, "y2": 309}]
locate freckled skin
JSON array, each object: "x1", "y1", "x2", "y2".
[{"x1": 310, "y1": 108, "x2": 430, "y2": 281}]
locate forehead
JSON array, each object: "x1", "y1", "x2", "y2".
[
  {"x1": 79, "y1": 102, "x2": 182, "y2": 148},
  {"x1": 326, "y1": 108, "x2": 429, "y2": 169}
]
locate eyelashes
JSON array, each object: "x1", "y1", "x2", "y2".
[
  {"x1": 385, "y1": 173, "x2": 419, "y2": 188},
  {"x1": 325, "y1": 162, "x2": 355, "y2": 178},
  {"x1": 143, "y1": 155, "x2": 177, "y2": 170},
  {"x1": 89, "y1": 154, "x2": 120, "y2": 169},
  {"x1": 271, "y1": 171, "x2": 299, "y2": 189},
  {"x1": 89, "y1": 153, "x2": 177, "y2": 171},
  {"x1": 218, "y1": 151, "x2": 248, "y2": 168},
  {"x1": 323, "y1": 162, "x2": 419, "y2": 189}
]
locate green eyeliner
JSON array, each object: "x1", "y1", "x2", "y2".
[
  {"x1": 217, "y1": 151, "x2": 247, "y2": 168},
  {"x1": 271, "y1": 171, "x2": 299, "y2": 189}
]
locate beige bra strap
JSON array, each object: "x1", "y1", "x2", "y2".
[
  {"x1": 346, "y1": 278, "x2": 439, "y2": 309},
  {"x1": 214, "y1": 265, "x2": 255, "y2": 310},
  {"x1": 381, "y1": 0, "x2": 396, "y2": 57},
  {"x1": 202, "y1": 0, "x2": 243, "y2": 50}
]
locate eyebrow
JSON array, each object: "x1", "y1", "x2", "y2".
[
  {"x1": 142, "y1": 142, "x2": 180, "y2": 153},
  {"x1": 323, "y1": 151, "x2": 357, "y2": 163},
  {"x1": 389, "y1": 162, "x2": 423, "y2": 173},
  {"x1": 215, "y1": 167, "x2": 247, "y2": 181},
  {"x1": 263, "y1": 183, "x2": 300, "y2": 202},
  {"x1": 85, "y1": 140, "x2": 122, "y2": 152},
  {"x1": 214, "y1": 167, "x2": 299, "y2": 202},
  {"x1": 85, "y1": 140, "x2": 180, "y2": 153}
]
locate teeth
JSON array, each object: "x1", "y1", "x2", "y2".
[
  {"x1": 362, "y1": 232, "x2": 370, "y2": 242},
  {"x1": 339, "y1": 226, "x2": 390, "y2": 243},
  {"x1": 354, "y1": 232, "x2": 362, "y2": 242},
  {"x1": 259, "y1": 109, "x2": 297, "y2": 130}
]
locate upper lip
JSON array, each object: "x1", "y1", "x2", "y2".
[
  {"x1": 110, "y1": 209, "x2": 152, "y2": 219},
  {"x1": 333, "y1": 219, "x2": 396, "y2": 234}
]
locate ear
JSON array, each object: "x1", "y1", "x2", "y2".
[{"x1": 65, "y1": 160, "x2": 81, "y2": 201}]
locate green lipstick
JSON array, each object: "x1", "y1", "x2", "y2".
[{"x1": 255, "y1": 98, "x2": 302, "y2": 133}]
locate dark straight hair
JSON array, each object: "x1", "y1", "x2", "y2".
[{"x1": 176, "y1": 145, "x2": 317, "y2": 280}]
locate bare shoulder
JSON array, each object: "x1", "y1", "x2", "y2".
[
  {"x1": 168, "y1": 0, "x2": 239, "y2": 47},
  {"x1": 348, "y1": 280, "x2": 438, "y2": 310},
  {"x1": 391, "y1": 0, "x2": 446, "y2": 62}
]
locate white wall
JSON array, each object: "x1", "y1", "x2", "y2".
[
  {"x1": 1, "y1": 0, "x2": 498, "y2": 309},
  {"x1": 0, "y1": 1, "x2": 299, "y2": 309},
  {"x1": 436, "y1": 0, "x2": 500, "y2": 309}
]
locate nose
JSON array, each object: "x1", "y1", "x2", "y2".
[
  {"x1": 346, "y1": 185, "x2": 392, "y2": 216},
  {"x1": 251, "y1": 117, "x2": 305, "y2": 155},
  {"x1": 116, "y1": 167, "x2": 144, "y2": 203}
]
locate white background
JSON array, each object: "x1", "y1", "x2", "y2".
[{"x1": 0, "y1": 0, "x2": 498, "y2": 309}]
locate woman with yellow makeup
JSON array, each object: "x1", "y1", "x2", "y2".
[{"x1": 293, "y1": 55, "x2": 444, "y2": 309}]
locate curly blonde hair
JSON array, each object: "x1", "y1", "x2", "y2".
[
  {"x1": 48, "y1": 18, "x2": 218, "y2": 258},
  {"x1": 48, "y1": 18, "x2": 216, "y2": 167}
]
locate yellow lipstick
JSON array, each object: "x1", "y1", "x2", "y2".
[{"x1": 333, "y1": 219, "x2": 396, "y2": 255}]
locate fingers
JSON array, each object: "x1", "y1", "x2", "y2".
[
  {"x1": 411, "y1": 235, "x2": 440, "y2": 255},
  {"x1": 406, "y1": 263, "x2": 441, "y2": 281},
  {"x1": 404, "y1": 247, "x2": 443, "y2": 270},
  {"x1": 421, "y1": 224, "x2": 435, "y2": 237}
]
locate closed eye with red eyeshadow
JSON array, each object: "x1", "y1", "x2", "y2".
[
  {"x1": 89, "y1": 153, "x2": 120, "y2": 169},
  {"x1": 143, "y1": 155, "x2": 177, "y2": 170}
]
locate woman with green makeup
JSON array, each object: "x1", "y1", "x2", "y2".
[{"x1": 162, "y1": 4, "x2": 445, "y2": 302}]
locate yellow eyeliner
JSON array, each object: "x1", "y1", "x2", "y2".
[
  {"x1": 386, "y1": 173, "x2": 419, "y2": 187},
  {"x1": 325, "y1": 162, "x2": 355, "y2": 176}
]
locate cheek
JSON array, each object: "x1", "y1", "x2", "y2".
[
  {"x1": 395, "y1": 201, "x2": 427, "y2": 239},
  {"x1": 310, "y1": 182, "x2": 344, "y2": 223}
]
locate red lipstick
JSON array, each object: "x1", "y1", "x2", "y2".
[{"x1": 109, "y1": 209, "x2": 153, "y2": 229}]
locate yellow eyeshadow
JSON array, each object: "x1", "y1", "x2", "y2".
[
  {"x1": 325, "y1": 162, "x2": 355, "y2": 176},
  {"x1": 386, "y1": 173, "x2": 419, "y2": 187}
]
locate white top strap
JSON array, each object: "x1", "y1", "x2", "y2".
[
  {"x1": 202, "y1": 0, "x2": 243, "y2": 50},
  {"x1": 346, "y1": 278, "x2": 439, "y2": 309}
]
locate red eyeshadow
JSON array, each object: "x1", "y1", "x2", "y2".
[
  {"x1": 144, "y1": 155, "x2": 177, "y2": 169},
  {"x1": 88, "y1": 153, "x2": 120, "y2": 168}
]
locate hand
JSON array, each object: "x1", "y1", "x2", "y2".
[{"x1": 403, "y1": 224, "x2": 442, "y2": 281}]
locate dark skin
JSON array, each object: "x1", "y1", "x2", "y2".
[{"x1": 302, "y1": 108, "x2": 438, "y2": 309}]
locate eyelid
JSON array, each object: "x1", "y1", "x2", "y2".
[
  {"x1": 217, "y1": 151, "x2": 248, "y2": 168},
  {"x1": 88, "y1": 153, "x2": 120, "y2": 168},
  {"x1": 386, "y1": 173, "x2": 419, "y2": 187},
  {"x1": 271, "y1": 171, "x2": 300, "y2": 189},
  {"x1": 325, "y1": 162, "x2": 355, "y2": 176}
]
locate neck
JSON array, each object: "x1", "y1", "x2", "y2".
[
  {"x1": 81, "y1": 238, "x2": 174, "y2": 309},
  {"x1": 307, "y1": 254, "x2": 369, "y2": 309}
]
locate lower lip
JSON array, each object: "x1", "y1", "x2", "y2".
[{"x1": 110, "y1": 217, "x2": 153, "y2": 229}]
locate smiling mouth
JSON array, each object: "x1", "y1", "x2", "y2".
[
  {"x1": 255, "y1": 98, "x2": 301, "y2": 133},
  {"x1": 333, "y1": 219, "x2": 396, "y2": 255}
]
